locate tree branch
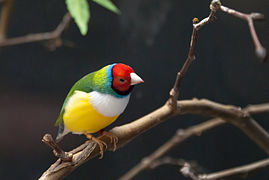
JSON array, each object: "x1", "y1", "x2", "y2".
[
  {"x1": 180, "y1": 158, "x2": 269, "y2": 180},
  {"x1": 39, "y1": 0, "x2": 268, "y2": 179},
  {"x1": 149, "y1": 157, "x2": 206, "y2": 178},
  {"x1": 219, "y1": 4, "x2": 267, "y2": 61},
  {"x1": 119, "y1": 102, "x2": 269, "y2": 180},
  {"x1": 135, "y1": 156, "x2": 269, "y2": 180},
  {"x1": 119, "y1": 118, "x2": 224, "y2": 180},
  {"x1": 42, "y1": 134, "x2": 73, "y2": 162},
  {"x1": 39, "y1": 101, "x2": 269, "y2": 179},
  {"x1": 245, "y1": 103, "x2": 269, "y2": 114},
  {"x1": 169, "y1": 0, "x2": 267, "y2": 109},
  {"x1": 0, "y1": 13, "x2": 71, "y2": 48},
  {"x1": 169, "y1": 1, "x2": 217, "y2": 107},
  {"x1": 177, "y1": 99, "x2": 269, "y2": 154},
  {"x1": 149, "y1": 156, "x2": 185, "y2": 169}
]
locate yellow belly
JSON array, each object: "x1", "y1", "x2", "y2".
[{"x1": 63, "y1": 91, "x2": 119, "y2": 133}]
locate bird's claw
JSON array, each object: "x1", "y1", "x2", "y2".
[
  {"x1": 102, "y1": 131, "x2": 118, "y2": 152},
  {"x1": 84, "y1": 133, "x2": 108, "y2": 159},
  {"x1": 94, "y1": 139, "x2": 107, "y2": 159}
]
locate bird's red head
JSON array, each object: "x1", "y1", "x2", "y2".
[{"x1": 112, "y1": 63, "x2": 144, "y2": 95}]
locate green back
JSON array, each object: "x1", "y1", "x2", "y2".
[
  {"x1": 55, "y1": 64, "x2": 114, "y2": 126},
  {"x1": 55, "y1": 73, "x2": 94, "y2": 126}
]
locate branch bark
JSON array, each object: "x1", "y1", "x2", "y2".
[
  {"x1": 219, "y1": 4, "x2": 267, "y2": 61},
  {"x1": 0, "y1": 13, "x2": 71, "y2": 47},
  {"x1": 181, "y1": 158, "x2": 269, "y2": 180},
  {"x1": 39, "y1": 101, "x2": 269, "y2": 179},
  {"x1": 130, "y1": 156, "x2": 269, "y2": 180},
  {"x1": 119, "y1": 118, "x2": 224, "y2": 180},
  {"x1": 119, "y1": 103, "x2": 269, "y2": 180},
  {"x1": 169, "y1": 2, "x2": 217, "y2": 107}
]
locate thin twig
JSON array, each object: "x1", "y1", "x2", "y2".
[
  {"x1": 245, "y1": 103, "x2": 269, "y2": 114},
  {"x1": 181, "y1": 163, "x2": 201, "y2": 180},
  {"x1": 169, "y1": 0, "x2": 221, "y2": 108},
  {"x1": 219, "y1": 5, "x2": 267, "y2": 61},
  {"x1": 148, "y1": 157, "x2": 203, "y2": 180},
  {"x1": 149, "y1": 157, "x2": 185, "y2": 169},
  {"x1": 150, "y1": 157, "x2": 205, "y2": 175},
  {"x1": 119, "y1": 118, "x2": 224, "y2": 180},
  {"x1": 169, "y1": 0, "x2": 267, "y2": 109},
  {"x1": 169, "y1": 2, "x2": 218, "y2": 108},
  {"x1": 42, "y1": 134, "x2": 73, "y2": 162},
  {"x1": 39, "y1": 142, "x2": 97, "y2": 180},
  {"x1": 0, "y1": 13, "x2": 71, "y2": 47},
  {"x1": 182, "y1": 158, "x2": 269, "y2": 180},
  {"x1": 146, "y1": 156, "x2": 269, "y2": 180}
]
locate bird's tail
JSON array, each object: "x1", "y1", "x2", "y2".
[{"x1": 55, "y1": 123, "x2": 70, "y2": 143}]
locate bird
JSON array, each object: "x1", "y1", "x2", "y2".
[{"x1": 55, "y1": 63, "x2": 144, "y2": 158}]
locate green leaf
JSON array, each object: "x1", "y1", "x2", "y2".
[
  {"x1": 93, "y1": 0, "x2": 121, "y2": 14},
  {"x1": 66, "y1": 0, "x2": 90, "y2": 35}
]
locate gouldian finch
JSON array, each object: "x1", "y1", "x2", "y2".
[{"x1": 55, "y1": 63, "x2": 144, "y2": 158}]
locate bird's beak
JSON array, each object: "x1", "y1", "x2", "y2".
[{"x1": 130, "y1": 72, "x2": 144, "y2": 85}]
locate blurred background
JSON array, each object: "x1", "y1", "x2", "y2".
[{"x1": 0, "y1": 0, "x2": 269, "y2": 179}]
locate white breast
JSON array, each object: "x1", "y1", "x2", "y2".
[{"x1": 89, "y1": 91, "x2": 130, "y2": 117}]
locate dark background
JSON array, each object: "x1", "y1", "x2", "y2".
[{"x1": 0, "y1": 0, "x2": 269, "y2": 179}]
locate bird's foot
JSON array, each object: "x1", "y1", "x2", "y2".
[
  {"x1": 100, "y1": 131, "x2": 118, "y2": 152},
  {"x1": 84, "y1": 133, "x2": 107, "y2": 159}
]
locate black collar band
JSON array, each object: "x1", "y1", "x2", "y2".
[{"x1": 112, "y1": 85, "x2": 134, "y2": 96}]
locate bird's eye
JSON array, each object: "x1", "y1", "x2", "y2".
[{"x1": 119, "y1": 78, "x2": 125, "y2": 83}]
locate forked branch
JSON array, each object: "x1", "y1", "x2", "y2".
[
  {"x1": 40, "y1": 0, "x2": 268, "y2": 179},
  {"x1": 219, "y1": 5, "x2": 267, "y2": 61},
  {"x1": 169, "y1": 3, "x2": 217, "y2": 107},
  {"x1": 181, "y1": 158, "x2": 269, "y2": 180},
  {"x1": 0, "y1": 13, "x2": 71, "y2": 48},
  {"x1": 40, "y1": 101, "x2": 269, "y2": 179},
  {"x1": 169, "y1": 0, "x2": 267, "y2": 110},
  {"x1": 119, "y1": 103, "x2": 269, "y2": 180}
]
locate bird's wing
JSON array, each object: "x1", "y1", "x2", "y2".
[{"x1": 55, "y1": 73, "x2": 94, "y2": 126}]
